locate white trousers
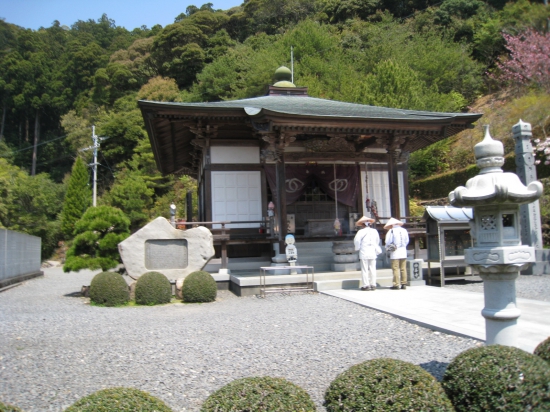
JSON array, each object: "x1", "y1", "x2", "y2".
[{"x1": 360, "y1": 259, "x2": 377, "y2": 287}]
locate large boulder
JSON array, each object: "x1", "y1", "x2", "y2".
[{"x1": 118, "y1": 217, "x2": 215, "y2": 281}]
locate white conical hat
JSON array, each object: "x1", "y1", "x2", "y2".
[
  {"x1": 383, "y1": 217, "x2": 404, "y2": 229},
  {"x1": 356, "y1": 216, "x2": 375, "y2": 226}
]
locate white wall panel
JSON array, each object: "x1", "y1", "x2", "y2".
[
  {"x1": 211, "y1": 171, "x2": 262, "y2": 228},
  {"x1": 210, "y1": 146, "x2": 260, "y2": 164},
  {"x1": 398, "y1": 170, "x2": 406, "y2": 220}
]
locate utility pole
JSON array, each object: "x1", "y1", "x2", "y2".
[
  {"x1": 91, "y1": 125, "x2": 100, "y2": 206},
  {"x1": 81, "y1": 125, "x2": 106, "y2": 207}
]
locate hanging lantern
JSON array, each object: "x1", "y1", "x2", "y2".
[{"x1": 334, "y1": 218, "x2": 341, "y2": 235}]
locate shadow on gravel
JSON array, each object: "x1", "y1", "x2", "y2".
[
  {"x1": 64, "y1": 291, "x2": 83, "y2": 298},
  {"x1": 420, "y1": 360, "x2": 450, "y2": 381}
]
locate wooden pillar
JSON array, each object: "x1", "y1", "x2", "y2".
[
  {"x1": 275, "y1": 153, "x2": 287, "y2": 253},
  {"x1": 186, "y1": 190, "x2": 193, "y2": 221},
  {"x1": 387, "y1": 151, "x2": 400, "y2": 218},
  {"x1": 414, "y1": 236, "x2": 420, "y2": 259},
  {"x1": 221, "y1": 242, "x2": 228, "y2": 269}
]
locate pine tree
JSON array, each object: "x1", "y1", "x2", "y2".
[
  {"x1": 63, "y1": 205, "x2": 130, "y2": 272},
  {"x1": 60, "y1": 157, "x2": 92, "y2": 238}
]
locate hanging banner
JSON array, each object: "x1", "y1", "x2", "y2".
[{"x1": 265, "y1": 164, "x2": 359, "y2": 207}]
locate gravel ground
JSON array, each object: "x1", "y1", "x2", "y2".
[{"x1": 0, "y1": 269, "x2": 547, "y2": 412}]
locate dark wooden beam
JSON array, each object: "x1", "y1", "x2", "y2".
[
  {"x1": 170, "y1": 121, "x2": 177, "y2": 173},
  {"x1": 284, "y1": 152, "x2": 387, "y2": 162}
]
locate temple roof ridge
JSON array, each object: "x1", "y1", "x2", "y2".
[{"x1": 138, "y1": 95, "x2": 481, "y2": 121}]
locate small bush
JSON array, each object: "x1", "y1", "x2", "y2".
[
  {"x1": 89, "y1": 271, "x2": 129, "y2": 307},
  {"x1": 201, "y1": 376, "x2": 316, "y2": 411},
  {"x1": 182, "y1": 271, "x2": 217, "y2": 303},
  {"x1": 324, "y1": 358, "x2": 454, "y2": 411},
  {"x1": 442, "y1": 345, "x2": 550, "y2": 412},
  {"x1": 135, "y1": 271, "x2": 172, "y2": 305},
  {"x1": 0, "y1": 401, "x2": 22, "y2": 411},
  {"x1": 535, "y1": 336, "x2": 550, "y2": 364},
  {"x1": 65, "y1": 387, "x2": 173, "y2": 411}
]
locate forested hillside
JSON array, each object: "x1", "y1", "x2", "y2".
[{"x1": 0, "y1": 0, "x2": 548, "y2": 259}]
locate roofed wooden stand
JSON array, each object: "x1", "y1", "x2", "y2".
[{"x1": 139, "y1": 66, "x2": 481, "y2": 267}]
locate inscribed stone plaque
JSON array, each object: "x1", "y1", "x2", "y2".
[
  {"x1": 145, "y1": 239, "x2": 188, "y2": 270},
  {"x1": 118, "y1": 217, "x2": 214, "y2": 280}
]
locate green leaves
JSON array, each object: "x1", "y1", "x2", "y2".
[
  {"x1": 64, "y1": 205, "x2": 130, "y2": 272},
  {"x1": 103, "y1": 170, "x2": 153, "y2": 232},
  {"x1": 60, "y1": 157, "x2": 92, "y2": 238}
]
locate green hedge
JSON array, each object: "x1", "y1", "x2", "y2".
[
  {"x1": 411, "y1": 154, "x2": 550, "y2": 200},
  {"x1": 135, "y1": 271, "x2": 172, "y2": 305},
  {"x1": 534, "y1": 336, "x2": 550, "y2": 364},
  {"x1": 182, "y1": 271, "x2": 217, "y2": 303},
  {"x1": 65, "y1": 387, "x2": 172, "y2": 411},
  {"x1": 0, "y1": 401, "x2": 22, "y2": 411},
  {"x1": 442, "y1": 345, "x2": 550, "y2": 412},
  {"x1": 201, "y1": 376, "x2": 316, "y2": 411},
  {"x1": 89, "y1": 271, "x2": 130, "y2": 307},
  {"x1": 324, "y1": 358, "x2": 454, "y2": 411}
]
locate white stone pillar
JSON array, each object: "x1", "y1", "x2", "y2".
[{"x1": 480, "y1": 272, "x2": 521, "y2": 347}]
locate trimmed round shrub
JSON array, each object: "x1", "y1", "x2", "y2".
[
  {"x1": 89, "y1": 271, "x2": 129, "y2": 306},
  {"x1": 0, "y1": 401, "x2": 22, "y2": 411},
  {"x1": 65, "y1": 387, "x2": 172, "y2": 411},
  {"x1": 534, "y1": 336, "x2": 550, "y2": 364},
  {"x1": 442, "y1": 345, "x2": 550, "y2": 412},
  {"x1": 324, "y1": 358, "x2": 454, "y2": 411},
  {"x1": 135, "y1": 271, "x2": 172, "y2": 305},
  {"x1": 201, "y1": 376, "x2": 316, "y2": 411},
  {"x1": 182, "y1": 271, "x2": 217, "y2": 303}
]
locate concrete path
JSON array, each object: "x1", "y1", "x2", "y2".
[{"x1": 322, "y1": 286, "x2": 550, "y2": 354}]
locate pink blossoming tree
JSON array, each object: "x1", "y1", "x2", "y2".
[
  {"x1": 495, "y1": 29, "x2": 550, "y2": 92},
  {"x1": 494, "y1": 29, "x2": 550, "y2": 165}
]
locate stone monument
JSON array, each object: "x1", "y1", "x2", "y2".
[
  {"x1": 331, "y1": 241, "x2": 359, "y2": 271},
  {"x1": 449, "y1": 125, "x2": 543, "y2": 347},
  {"x1": 118, "y1": 217, "x2": 215, "y2": 284},
  {"x1": 513, "y1": 119, "x2": 547, "y2": 274}
]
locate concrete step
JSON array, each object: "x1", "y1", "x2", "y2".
[{"x1": 314, "y1": 270, "x2": 394, "y2": 291}]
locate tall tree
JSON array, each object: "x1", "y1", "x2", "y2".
[
  {"x1": 63, "y1": 205, "x2": 130, "y2": 272},
  {"x1": 495, "y1": 29, "x2": 550, "y2": 92},
  {"x1": 60, "y1": 157, "x2": 92, "y2": 238}
]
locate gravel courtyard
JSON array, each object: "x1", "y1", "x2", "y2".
[{"x1": 1, "y1": 268, "x2": 547, "y2": 412}]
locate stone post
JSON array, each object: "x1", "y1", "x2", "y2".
[
  {"x1": 449, "y1": 125, "x2": 543, "y2": 347},
  {"x1": 514, "y1": 119, "x2": 542, "y2": 248},
  {"x1": 513, "y1": 119, "x2": 545, "y2": 274},
  {"x1": 407, "y1": 259, "x2": 425, "y2": 286}
]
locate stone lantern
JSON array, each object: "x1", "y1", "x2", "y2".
[{"x1": 449, "y1": 125, "x2": 543, "y2": 347}]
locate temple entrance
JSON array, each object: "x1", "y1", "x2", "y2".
[{"x1": 267, "y1": 167, "x2": 358, "y2": 237}]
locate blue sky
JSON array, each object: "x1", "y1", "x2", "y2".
[{"x1": 1, "y1": 0, "x2": 243, "y2": 31}]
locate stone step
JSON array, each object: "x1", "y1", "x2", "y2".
[{"x1": 314, "y1": 271, "x2": 394, "y2": 291}]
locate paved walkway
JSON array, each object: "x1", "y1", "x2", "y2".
[{"x1": 322, "y1": 285, "x2": 550, "y2": 353}]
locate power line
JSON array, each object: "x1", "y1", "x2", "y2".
[{"x1": 0, "y1": 134, "x2": 68, "y2": 156}]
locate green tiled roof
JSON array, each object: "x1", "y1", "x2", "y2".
[{"x1": 139, "y1": 95, "x2": 480, "y2": 121}]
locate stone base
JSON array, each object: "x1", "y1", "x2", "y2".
[
  {"x1": 331, "y1": 262, "x2": 359, "y2": 272},
  {"x1": 521, "y1": 249, "x2": 550, "y2": 275},
  {"x1": 270, "y1": 262, "x2": 291, "y2": 275},
  {"x1": 217, "y1": 268, "x2": 231, "y2": 275},
  {"x1": 0, "y1": 270, "x2": 43, "y2": 290},
  {"x1": 271, "y1": 254, "x2": 288, "y2": 263}
]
